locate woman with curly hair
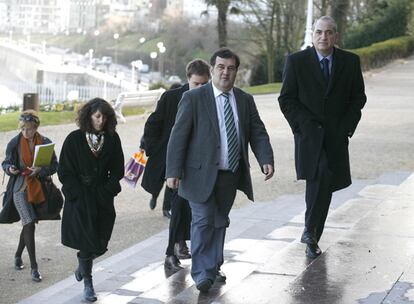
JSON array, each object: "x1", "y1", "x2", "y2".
[
  {"x1": 58, "y1": 98, "x2": 124, "y2": 302},
  {"x1": 0, "y1": 110, "x2": 58, "y2": 282}
]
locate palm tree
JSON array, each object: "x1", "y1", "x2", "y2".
[{"x1": 204, "y1": 0, "x2": 237, "y2": 47}]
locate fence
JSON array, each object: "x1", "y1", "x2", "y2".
[{"x1": 1, "y1": 80, "x2": 123, "y2": 106}]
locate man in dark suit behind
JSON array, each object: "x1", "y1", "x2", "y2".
[
  {"x1": 166, "y1": 48, "x2": 274, "y2": 292},
  {"x1": 278, "y1": 16, "x2": 367, "y2": 258},
  {"x1": 141, "y1": 59, "x2": 211, "y2": 269}
]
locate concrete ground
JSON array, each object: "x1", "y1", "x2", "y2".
[{"x1": 1, "y1": 55, "x2": 414, "y2": 303}]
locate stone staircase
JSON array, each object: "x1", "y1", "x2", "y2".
[{"x1": 19, "y1": 171, "x2": 414, "y2": 304}]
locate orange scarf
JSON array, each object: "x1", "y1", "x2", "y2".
[{"x1": 20, "y1": 133, "x2": 45, "y2": 204}]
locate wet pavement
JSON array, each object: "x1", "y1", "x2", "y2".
[{"x1": 17, "y1": 171, "x2": 414, "y2": 304}]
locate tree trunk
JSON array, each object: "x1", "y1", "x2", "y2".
[
  {"x1": 331, "y1": 0, "x2": 350, "y2": 46},
  {"x1": 217, "y1": 0, "x2": 230, "y2": 47}
]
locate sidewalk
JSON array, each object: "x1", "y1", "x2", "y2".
[{"x1": 18, "y1": 171, "x2": 414, "y2": 304}]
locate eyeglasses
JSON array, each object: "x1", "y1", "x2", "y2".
[{"x1": 19, "y1": 114, "x2": 39, "y2": 124}]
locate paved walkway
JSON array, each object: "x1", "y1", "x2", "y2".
[{"x1": 18, "y1": 171, "x2": 414, "y2": 303}]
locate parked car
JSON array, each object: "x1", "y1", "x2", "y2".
[{"x1": 167, "y1": 75, "x2": 182, "y2": 84}]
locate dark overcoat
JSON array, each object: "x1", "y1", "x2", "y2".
[
  {"x1": 0, "y1": 133, "x2": 58, "y2": 223},
  {"x1": 58, "y1": 129, "x2": 124, "y2": 253},
  {"x1": 278, "y1": 47, "x2": 367, "y2": 191},
  {"x1": 141, "y1": 84, "x2": 189, "y2": 196}
]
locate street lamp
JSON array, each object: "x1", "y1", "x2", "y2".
[
  {"x1": 139, "y1": 37, "x2": 146, "y2": 44},
  {"x1": 88, "y1": 49, "x2": 94, "y2": 68},
  {"x1": 113, "y1": 33, "x2": 120, "y2": 65},
  {"x1": 301, "y1": 0, "x2": 313, "y2": 50},
  {"x1": 150, "y1": 51, "x2": 158, "y2": 83},
  {"x1": 131, "y1": 60, "x2": 143, "y2": 89},
  {"x1": 158, "y1": 45, "x2": 166, "y2": 77},
  {"x1": 94, "y1": 30, "x2": 100, "y2": 55}
]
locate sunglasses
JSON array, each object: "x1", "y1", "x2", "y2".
[{"x1": 19, "y1": 114, "x2": 40, "y2": 124}]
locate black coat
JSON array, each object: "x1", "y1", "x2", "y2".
[
  {"x1": 0, "y1": 133, "x2": 58, "y2": 223},
  {"x1": 141, "y1": 84, "x2": 189, "y2": 196},
  {"x1": 58, "y1": 129, "x2": 124, "y2": 253},
  {"x1": 278, "y1": 47, "x2": 367, "y2": 191}
]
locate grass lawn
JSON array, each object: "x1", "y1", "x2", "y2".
[
  {"x1": 243, "y1": 83, "x2": 282, "y2": 95},
  {"x1": 0, "y1": 107, "x2": 145, "y2": 132}
]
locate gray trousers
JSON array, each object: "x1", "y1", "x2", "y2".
[{"x1": 189, "y1": 168, "x2": 240, "y2": 285}]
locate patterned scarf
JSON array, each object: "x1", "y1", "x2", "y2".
[
  {"x1": 86, "y1": 132, "x2": 105, "y2": 156},
  {"x1": 20, "y1": 132, "x2": 45, "y2": 204}
]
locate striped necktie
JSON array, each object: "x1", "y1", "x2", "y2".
[{"x1": 222, "y1": 92, "x2": 239, "y2": 172}]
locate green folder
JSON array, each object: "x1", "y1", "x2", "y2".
[{"x1": 32, "y1": 143, "x2": 55, "y2": 167}]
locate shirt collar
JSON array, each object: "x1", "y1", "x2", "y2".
[
  {"x1": 212, "y1": 81, "x2": 234, "y2": 99},
  {"x1": 315, "y1": 50, "x2": 333, "y2": 62}
]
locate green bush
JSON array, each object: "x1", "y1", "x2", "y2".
[
  {"x1": 350, "y1": 35, "x2": 414, "y2": 70},
  {"x1": 149, "y1": 82, "x2": 169, "y2": 90},
  {"x1": 344, "y1": 0, "x2": 412, "y2": 49},
  {"x1": 343, "y1": 0, "x2": 412, "y2": 49}
]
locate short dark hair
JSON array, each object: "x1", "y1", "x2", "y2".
[
  {"x1": 186, "y1": 59, "x2": 211, "y2": 79},
  {"x1": 77, "y1": 98, "x2": 117, "y2": 135},
  {"x1": 210, "y1": 48, "x2": 240, "y2": 69}
]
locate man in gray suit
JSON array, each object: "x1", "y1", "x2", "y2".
[{"x1": 166, "y1": 48, "x2": 274, "y2": 292}]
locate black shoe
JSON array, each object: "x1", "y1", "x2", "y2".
[
  {"x1": 301, "y1": 230, "x2": 317, "y2": 245},
  {"x1": 31, "y1": 269, "x2": 42, "y2": 282},
  {"x1": 306, "y1": 243, "x2": 322, "y2": 259},
  {"x1": 162, "y1": 209, "x2": 171, "y2": 219},
  {"x1": 164, "y1": 255, "x2": 183, "y2": 272},
  {"x1": 15, "y1": 256, "x2": 24, "y2": 270},
  {"x1": 84, "y1": 278, "x2": 97, "y2": 302},
  {"x1": 175, "y1": 241, "x2": 191, "y2": 259},
  {"x1": 216, "y1": 270, "x2": 226, "y2": 282},
  {"x1": 149, "y1": 197, "x2": 157, "y2": 210},
  {"x1": 196, "y1": 279, "x2": 213, "y2": 293}
]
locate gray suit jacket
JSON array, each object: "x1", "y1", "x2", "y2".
[{"x1": 166, "y1": 82, "x2": 274, "y2": 203}]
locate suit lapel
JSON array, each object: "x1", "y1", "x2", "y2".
[
  {"x1": 327, "y1": 48, "x2": 344, "y2": 94},
  {"x1": 204, "y1": 82, "x2": 220, "y2": 138},
  {"x1": 233, "y1": 88, "x2": 246, "y2": 143}
]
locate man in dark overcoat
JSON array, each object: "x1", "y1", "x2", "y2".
[
  {"x1": 278, "y1": 16, "x2": 367, "y2": 258},
  {"x1": 142, "y1": 59, "x2": 211, "y2": 270}
]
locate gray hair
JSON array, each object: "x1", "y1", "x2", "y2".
[{"x1": 313, "y1": 16, "x2": 337, "y2": 33}]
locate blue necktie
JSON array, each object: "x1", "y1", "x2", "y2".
[
  {"x1": 321, "y1": 57, "x2": 330, "y2": 83},
  {"x1": 222, "y1": 92, "x2": 239, "y2": 172}
]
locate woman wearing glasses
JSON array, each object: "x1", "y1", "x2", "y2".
[
  {"x1": 0, "y1": 110, "x2": 58, "y2": 282},
  {"x1": 58, "y1": 98, "x2": 124, "y2": 302}
]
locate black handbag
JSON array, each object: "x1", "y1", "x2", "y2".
[{"x1": 35, "y1": 177, "x2": 64, "y2": 221}]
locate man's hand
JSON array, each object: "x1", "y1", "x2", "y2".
[
  {"x1": 28, "y1": 167, "x2": 41, "y2": 177},
  {"x1": 166, "y1": 177, "x2": 180, "y2": 189},
  {"x1": 262, "y1": 164, "x2": 274, "y2": 181},
  {"x1": 8, "y1": 165, "x2": 20, "y2": 175}
]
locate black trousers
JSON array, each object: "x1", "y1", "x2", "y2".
[
  {"x1": 165, "y1": 189, "x2": 192, "y2": 256},
  {"x1": 305, "y1": 150, "x2": 333, "y2": 242}
]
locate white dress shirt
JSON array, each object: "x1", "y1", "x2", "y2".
[{"x1": 212, "y1": 82, "x2": 241, "y2": 170}]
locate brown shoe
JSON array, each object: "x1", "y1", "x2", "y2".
[
  {"x1": 164, "y1": 255, "x2": 183, "y2": 272},
  {"x1": 175, "y1": 241, "x2": 191, "y2": 259}
]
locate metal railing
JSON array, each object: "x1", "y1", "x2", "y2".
[{"x1": 1, "y1": 80, "x2": 123, "y2": 105}]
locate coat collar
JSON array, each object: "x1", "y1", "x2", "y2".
[{"x1": 307, "y1": 46, "x2": 345, "y2": 94}]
